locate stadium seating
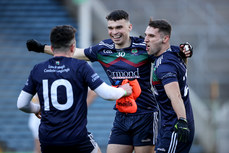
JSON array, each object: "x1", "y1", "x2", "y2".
[
  {"x1": 0, "y1": 0, "x2": 80, "y2": 151},
  {"x1": 0, "y1": 0, "x2": 118, "y2": 152}
]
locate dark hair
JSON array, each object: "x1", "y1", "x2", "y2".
[
  {"x1": 50, "y1": 25, "x2": 76, "y2": 49},
  {"x1": 106, "y1": 10, "x2": 129, "y2": 21},
  {"x1": 148, "y1": 19, "x2": 171, "y2": 37}
]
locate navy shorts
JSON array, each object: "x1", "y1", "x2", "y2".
[
  {"x1": 156, "y1": 120, "x2": 195, "y2": 153},
  {"x1": 108, "y1": 112, "x2": 159, "y2": 146},
  {"x1": 41, "y1": 132, "x2": 97, "y2": 153}
]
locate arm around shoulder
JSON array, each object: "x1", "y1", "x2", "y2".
[{"x1": 73, "y1": 48, "x2": 89, "y2": 61}]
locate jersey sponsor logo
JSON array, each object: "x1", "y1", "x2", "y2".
[
  {"x1": 116, "y1": 101, "x2": 133, "y2": 106},
  {"x1": 44, "y1": 65, "x2": 70, "y2": 73},
  {"x1": 91, "y1": 73, "x2": 100, "y2": 82},
  {"x1": 103, "y1": 49, "x2": 113, "y2": 54},
  {"x1": 107, "y1": 68, "x2": 140, "y2": 79},
  {"x1": 141, "y1": 138, "x2": 151, "y2": 142},
  {"x1": 157, "y1": 148, "x2": 166, "y2": 152}
]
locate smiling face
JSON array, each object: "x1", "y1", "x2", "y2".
[{"x1": 107, "y1": 19, "x2": 132, "y2": 49}]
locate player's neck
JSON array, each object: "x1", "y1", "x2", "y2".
[
  {"x1": 115, "y1": 38, "x2": 131, "y2": 49},
  {"x1": 156, "y1": 44, "x2": 170, "y2": 57},
  {"x1": 54, "y1": 53, "x2": 71, "y2": 58},
  {"x1": 53, "y1": 50, "x2": 72, "y2": 57}
]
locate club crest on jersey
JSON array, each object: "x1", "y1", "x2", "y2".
[
  {"x1": 56, "y1": 61, "x2": 60, "y2": 65},
  {"x1": 131, "y1": 48, "x2": 138, "y2": 54}
]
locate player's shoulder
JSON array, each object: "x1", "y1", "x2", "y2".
[
  {"x1": 131, "y1": 36, "x2": 144, "y2": 43},
  {"x1": 71, "y1": 58, "x2": 90, "y2": 67},
  {"x1": 164, "y1": 47, "x2": 181, "y2": 60},
  {"x1": 98, "y1": 39, "x2": 115, "y2": 49},
  {"x1": 154, "y1": 50, "x2": 179, "y2": 68},
  {"x1": 32, "y1": 59, "x2": 50, "y2": 70},
  {"x1": 131, "y1": 36, "x2": 146, "y2": 48}
]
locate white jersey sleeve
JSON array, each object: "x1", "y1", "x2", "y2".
[
  {"x1": 94, "y1": 82, "x2": 125, "y2": 100},
  {"x1": 17, "y1": 91, "x2": 40, "y2": 113}
]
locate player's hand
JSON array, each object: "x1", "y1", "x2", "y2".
[
  {"x1": 35, "y1": 111, "x2": 41, "y2": 119},
  {"x1": 179, "y1": 42, "x2": 193, "y2": 58},
  {"x1": 26, "y1": 39, "x2": 45, "y2": 53},
  {"x1": 119, "y1": 83, "x2": 132, "y2": 96},
  {"x1": 174, "y1": 117, "x2": 190, "y2": 143}
]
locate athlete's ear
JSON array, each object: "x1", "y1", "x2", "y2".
[
  {"x1": 162, "y1": 35, "x2": 170, "y2": 43},
  {"x1": 51, "y1": 46, "x2": 54, "y2": 52},
  {"x1": 70, "y1": 44, "x2": 75, "y2": 53},
  {"x1": 129, "y1": 23, "x2": 133, "y2": 32}
]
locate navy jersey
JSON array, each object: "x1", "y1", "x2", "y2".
[
  {"x1": 85, "y1": 37, "x2": 158, "y2": 114},
  {"x1": 151, "y1": 47, "x2": 194, "y2": 131},
  {"x1": 22, "y1": 56, "x2": 103, "y2": 145}
]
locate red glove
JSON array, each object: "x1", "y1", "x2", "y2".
[{"x1": 116, "y1": 79, "x2": 141, "y2": 113}]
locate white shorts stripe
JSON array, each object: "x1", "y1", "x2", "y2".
[
  {"x1": 88, "y1": 133, "x2": 98, "y2": 148},
  {"x1": 168, "y1": 132, "x2": 178, "y2": 153},
  {"x1": 153, "y1": 111, "x2": 159, "y2": 145}
]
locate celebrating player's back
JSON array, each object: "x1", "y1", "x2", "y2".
[{"x1": 17, "y1": 25, "x2": 132, "y2": 153}]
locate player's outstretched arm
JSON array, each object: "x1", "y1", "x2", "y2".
[
  {"x1": 94, "y1": 82, "x2": 132, "y2": 101},
  {"x1": 26, "y1": 39, "x2": 53, "y2": 55},
  {"x1": 26, "y1": 39, "x2": 89, "y2": 60},
  {"x1": 72, "y1": 48, "x2": 89, "y2": 61}
]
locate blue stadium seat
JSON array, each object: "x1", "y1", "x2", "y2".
[{"x1": 0, "y1": 0, "x2": 80, "y2": 151}]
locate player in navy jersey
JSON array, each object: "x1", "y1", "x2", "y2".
[
  {"x1": 17, "y1": 25, "x2": 133, "y2": 153},
  {"x1": 26, "y1": 10, "x2": 192, "y2": 153},
  {"x1": 144, "y1": 19, "x2": 194, "y2": 153}
]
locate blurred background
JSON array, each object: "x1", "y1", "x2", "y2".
[{"x1": 0, "y1": 0, "x2": 228, "y2": 152}]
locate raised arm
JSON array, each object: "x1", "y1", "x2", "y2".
[{"x1": 26, "y1": 39, "x2": 89, "y2": 60}]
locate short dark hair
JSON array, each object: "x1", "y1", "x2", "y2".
[
  {"x1": 106, "y1": 10, "x2": 129, "y2": 21},
  {"x1": 148, "y1": 19, "x2": 171, "y2": 37},
  {"x1": 50, "y1": 25, "x2": 76, "y2": 49}
]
